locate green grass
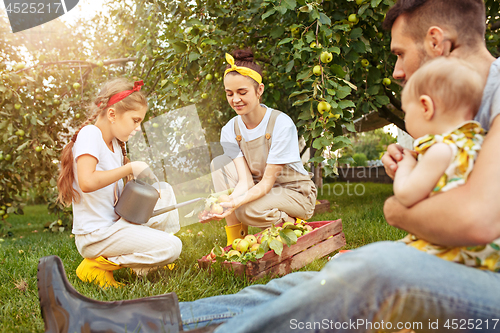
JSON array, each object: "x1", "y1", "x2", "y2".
[{"x1": 0, "y1": 182, "x2": 405, "y2": 332}]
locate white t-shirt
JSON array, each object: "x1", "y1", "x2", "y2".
[
  {"x1": 71, "y1": 125, "x2": 124, "y2": 235},
  {"x1": 220, "y1": 105, "x2": 309, "y2": 175}
]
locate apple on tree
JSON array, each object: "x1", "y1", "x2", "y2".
[
  {"x1": 320, "y1": 51, "x2": 333, "y2": 64},
  {"x1": 317, "y1": 101, "x2": 331, "y2": 114},
  {"x1": 313, "y1": 65, "x2": 322, "y2": 76}
]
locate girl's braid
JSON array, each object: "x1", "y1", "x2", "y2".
[{"x1": 70, "y1": 97, "x2": 110, "y2": 143}]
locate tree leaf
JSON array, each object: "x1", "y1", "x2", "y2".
[
  {"x1": 270, "y1": 27, "x2": 285, "y2": 38},
  {"x1": 319, "y1": 13, "x2": 331, "y2": 25},
  {"x1": 188, "y1": 52, "x2": 200, "y2": 62},
  {"x1": 313, "y1": 137, "x2": 330, "y2": 149},
  {"x1": 278, "y1": 37, "x2": 293, "y2": 46},
  {"x1": 350, "y1": 28, "x2": 363, "y2": 40},
  {"x1": 261, "y1": 9, "x2": 276, "y2": 20},
  {"x1": 289, "y1": 89, "x2": 311, "y2": 98},
  {"x1": 283, "y1": 0, "x2": 297, "y2": 10},
  {"x1": 345, "y1": 122, "x2": 356, "y2": 132},
  {"x1": 339, "y1": 100, "x2": 355, "y2": 109},
  {"x1": 374, "y1": 95, "x2": 390, "y2": 105},
  {"x1": 285, "y1": 60, "x2": 295, "y2": 73}
]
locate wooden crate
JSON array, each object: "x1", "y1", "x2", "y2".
[
  {"x1": 314, "y1": 199, "x2": 331, "y2": 214},
  {"x1": 198, "y1": 219, "x2": 345, "y2": 280}
]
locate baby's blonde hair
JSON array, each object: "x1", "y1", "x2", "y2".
[{"x1": 403, "y1": 57, "x2": 483, "y2": 118}]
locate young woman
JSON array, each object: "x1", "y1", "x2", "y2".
[
  {"x1": 210, "y1": 50, "x2": 317, "y2": 245},
  {"x1": 57, "y1": 78, "x2": 182, "y2": 288}
]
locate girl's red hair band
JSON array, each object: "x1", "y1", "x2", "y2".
[{"x1": 97, "y1": 80, "x2": 144, "y2": 108}]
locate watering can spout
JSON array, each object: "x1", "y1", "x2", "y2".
[{"x1": 114, "y1": 179, "x2": 203, "y2": 224}]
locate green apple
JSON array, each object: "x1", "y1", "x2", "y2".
[
  {"x1": 348, "y1": 14, "x2": 358, "y2": 23},
  {"x1": 356, "y1": 0, "x2": 364, "y2": 4},
  {"x1": 329, "y1": 113, "x2": 341, "y2": 120},
  {"x1": 361, "y1": 59, "x2": 370, "y2": 67},
  {"x1": 73, "y1": 82, "x2": 81, "y2": 90},
  {"x1": 235, "y1": 239, "x2": 250, "y2": 253},
  {"x1": 201, "y1": 93, "x2": 208, "y2": 99},
  {"x1": 226, "y1": 250, "x2": 241, "y2": 258},
  {"x1": 35, "y1": 146, "x2": 43, "y2": 152},
  {"x1": 75, "y1": 113, "x2": 80, "y2": 119},
  {"x1": 15, "y1": 130, "x2": 25, "y2": 137},
  {"x1": 250, "y1": 243, "x2": 260, "y2": 252},
  {"x1": 96, "y1": 60, "x2": 104, "y2": 67},
  {"x1": 268, "y1": 83, "x2": 275, "y2": 88},
  {"x1": 0, "y1": 154, "x2": 3, "y2": 161},
  {"x1": 214, "y1": 72, "x2": 219, "y2": 79},
  {"x1": 310, "y1": 42, "x2": 322, "y2": 49},
  {"x1": 205, "y1": 73, "x2": 213, "y2": 81},
  {"x1": 0, "y1": 210, "x2": 4, "y2": 216},
  {"x1": 383, "y1": 78, "x2": 392, "y2": 86},
  {"x1": 313, "y1": 65, "x2": 322, "y2": 76},
  {"x1": 317, "y1": 101, "x2": 331, "y2": 114},
  {"x1": 320, "y1": 51, "x2": 333, "y2": 63},
  {"x1": 294, "y1": 230, "x2": 303, "y2": 237},
  {"x1": 244, "y1": 235, "x2": 257, "y2": 247},
  {"x1": 232, "y1": 238, "x2": 242, "y2": 250}
]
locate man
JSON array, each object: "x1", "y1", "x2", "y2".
[{"x1": 38, "y1": 1, "x2": 500, "y2": 332}]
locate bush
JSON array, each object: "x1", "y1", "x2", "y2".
[{"x1": 352, "y1": 153, "x2": 368, "y2": 167}]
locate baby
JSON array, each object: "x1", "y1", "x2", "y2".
[{"x1": 393, "y1": 57, "x2": 500, "y2": 271}]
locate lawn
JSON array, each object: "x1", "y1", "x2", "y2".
[{"x1": 0, "y1": 182, "x2": 405, "y2": 332}]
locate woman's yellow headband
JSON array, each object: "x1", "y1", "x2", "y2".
[{"x1": 223, "y1": 53, "x2": 262, "y2": 84}]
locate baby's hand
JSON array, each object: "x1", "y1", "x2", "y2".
[{"x1": 398, "y1": 149, "x2": 417, "y2": 168}]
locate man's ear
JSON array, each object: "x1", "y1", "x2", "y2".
[
  {"x1": 420, "y1": 95, "x2": 434, "y2": 120},
  {"x1": 424, "y1": 26, "x2": 448, "y2": 57}
]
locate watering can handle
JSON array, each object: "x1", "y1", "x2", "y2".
[{"x1": 113, "y1": 173, "x2": 162, "y2": 207}]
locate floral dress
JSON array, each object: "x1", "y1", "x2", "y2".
[{"x1": 400, "y1": 121, "x2": 500, "y2": 272}]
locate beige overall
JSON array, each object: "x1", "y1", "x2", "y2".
[{"x1": 211, "y1": 110, "x2": 317, "y2": 228}]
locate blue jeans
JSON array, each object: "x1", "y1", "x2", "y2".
[{"x1": 180, "y1": 242, "x2": 500, "y2": 332}]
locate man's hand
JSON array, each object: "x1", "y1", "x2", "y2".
[{"x1": 381, "y1": 144, "x2": 404, "y2": 179}]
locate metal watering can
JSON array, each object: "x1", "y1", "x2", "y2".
[{"x1": 114, "y1": 179, "x2": 202, "y2": 224}]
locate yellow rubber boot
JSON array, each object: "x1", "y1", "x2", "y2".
[
  {"x1": 225, "y1": 223, "x2": 248, "y2": 246},
  {"x1": 76, "y1": 256, "x2": 123, "y2": 288}
]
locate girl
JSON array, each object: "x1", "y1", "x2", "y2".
[
  {"x1": 393, "y1": 57, "x2": 500, "y2": 271},
  {"x1": 210, "y1": 49, "x2": 317, "y2": 245},
  {"x1": 57, "y1": 78, "x2": 182, "y2": 288}
]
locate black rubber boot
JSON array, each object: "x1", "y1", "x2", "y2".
[{"x1": 37, "y1": 255, "x2": 183, "y2": 333}]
